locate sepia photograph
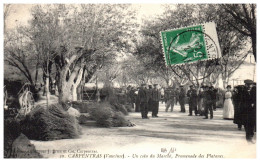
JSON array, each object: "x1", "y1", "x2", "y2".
[{"x1": 2, "y1": 0, "x2": 257, "y2": 159}]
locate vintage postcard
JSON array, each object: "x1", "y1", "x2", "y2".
[{"x1": 2, "y1": 0, "x2": 258, "y2": 160}]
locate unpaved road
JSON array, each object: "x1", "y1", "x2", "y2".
[{"x1": 31, "y1": 103, "x2": 256, "y2": 158}]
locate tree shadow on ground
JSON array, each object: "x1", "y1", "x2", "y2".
[
  {"x1": 81, "y1": 112, "x2": 244, "y2": 142},
  {"x1": 115, "y1": 127, "x2": 244, "y2": 142}
]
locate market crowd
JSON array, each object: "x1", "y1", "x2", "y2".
[{"x1": 126, "y1": 79, "x2": 256, "y2": 143}]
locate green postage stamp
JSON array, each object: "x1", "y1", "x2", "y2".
[{"x1": 160, "y1": 22, "x2": 222, "y2": 66}]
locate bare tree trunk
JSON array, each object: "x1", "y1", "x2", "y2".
[
  {"x1": 45, "y1": 75, "x2": 50, "y2": 108},
  {"x1": 72, "y1": 68, "x2": 83, "y2": 101},
  {"x1": 59, "y1": 64, "x2": 82, "y2": 104},
  {"x1": 59, "y1": 87, "x2": 71, "y2": 103},
  {"x1": 251, "y1": 33, "x2": 256, "y2": 62}
]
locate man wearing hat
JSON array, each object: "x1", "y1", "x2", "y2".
[
  {"x1": 138, "y1": 84, "x2": 149, "y2": 119},
  {"x1": 151, "y1": 84, "x2": 161, "y2": 117},
  {"x1": 187, "y1": 85, "x2": 198, "y2": 116},
  {"x1": 241, "y1": 79, "x2": 256, "y2": 142},
  {"x1": 179, "y1": 86, "x2": 186, "y2": 113}
]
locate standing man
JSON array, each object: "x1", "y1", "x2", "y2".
[
  {"x1": 233, "y1": 85, "x2": 244, "y2": 130},
  {"x1": 138, "y1": 84, "x2": 149, "y2": 119},
  {"x1": 187, "y1": 85, "x2": 198, "y2": 116},
  {"x1": 203, "y1": 86, "x2": 213, "y2": 119},
  {"x1": 209, "y1": 86, "x2": 217, "y2": 111},
  {"x1": 152, "y1": 84, "x2": 161, "y2": 117},
  {"x1": 179, "y1": 86, "x2": 186, "y2": 113},
  {"x1": 241, "y1": 80, "x2": 256, "y2": 143},
  {"x1": 165, "y1": 87, "x2": 175, "y2": 112}
]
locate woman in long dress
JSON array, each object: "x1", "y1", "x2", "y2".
[{"x1": 223, "y1": 85, "x2": 234, "y2": 119}]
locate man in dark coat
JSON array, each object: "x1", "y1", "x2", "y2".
[
  {"x1": 138, "y1": 84, "x2": 149, "y2": 119},
  {"x1": 179, "y1": 86, "x2": 186, "y2": 113},
  {"x1": 209, "y1": 86, "x2": 217, "y2": 111},
  {"x1": 203, "y1": 86, "x2": 213, "y2": 119},
  {"x1": 233, "y1": 85, "x2": 244, "y2": 130},
  {"x1": 151, "y1": 84, "x2": 161, "y2": 117},
  {"x1": 187, "y1": 85, "x2": 198, "y2": 116},
  {"x1": 241, "y1": 80, "x2": 256, "y2": 142}
]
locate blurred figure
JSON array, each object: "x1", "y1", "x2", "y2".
[
  {"x1": 165, "y1": 87, "x2": 175, "y2": 112},
  {"x1": 160, "y1": 87, "x2": 165, "y2": 104},
  {"x1": 203, "y1": 86, "x2": 213, "y2": 119},
  {"x1": 179, "y1": 86, "x2": 186, "y2": 113},
  {"x1": 175, "y1": 88, "x2": 180, "y2": 105},
  {"x1": 210, "y1": 86, "x2": 217, "y2": 111},
  {"x1": 151, "y1": 84, "x2": 161, "y2": 117},
  {"x1": 223, "y1": 85, "x2": 234, "y2": 120},
  {"x1": 138, "y1": 84, "x2": 149, "y2": 119},
  {"x1": 96, "y1": 89, "x2": 100, "y2": 102},
  {"x1": 147, "y1": 85, "x2": 153, "y2": 112},
  {"x1": 135, "y1": 87, "x2": 140, "y2": 112},
  {"x1": 198, "y1": 86, "x2": 204, "y2": 116},
  {"x1": 129, "y1": 87, "x2": 136, "y2": 108},
  {"x1": 187, "y1": 85, "x2": 198, "y2": 116}
]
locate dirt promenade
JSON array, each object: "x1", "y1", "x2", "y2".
[{"x1": 31, "y1": 103, "x2": 256, "y2": 158}]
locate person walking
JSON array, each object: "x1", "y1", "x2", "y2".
[
  {"x1": 151, "y1": 84, "x2": 161, "y2": 117},
  {"x1": 187, "y1": 85, "x2": 198, "y2": 116},
  {"x1": 138, "y1": 84, "x2": 149, "y2": 119},
  {"x1": 223, "y1": 85, "x2": 234, "y2": 120},
  {"x1": 203, "y1": 86, "x2": 213, "y2": 119},
  {"x1": 179, "y1": 86, "x2": 186, "y2": 113},
  {"x1": 165, "y1": 87, "x2": 175, "y2": 112}
]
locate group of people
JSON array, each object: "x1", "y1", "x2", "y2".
[
  {"x1": 127, "y1": 79, "x2": 256, "y2": 142},
  {"x1": 186, "y1": 85, "x2": 218, "y2": 119},
  {"x1": 136, "y1": 84, "x2": 161, "y2": 119},
  {"x1": 163, "y1": 84, "x2": 218, "y2": 119},
  {"x1": 127, "y1": 83, "x2": 218, "y2": 119},
  {"x1": 223, "y1": 80, "x2": 256, "y2": 142}
]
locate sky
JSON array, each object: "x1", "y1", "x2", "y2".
[{"x1": 5, "y1": 4, "x2": 165, "y2": 30}]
